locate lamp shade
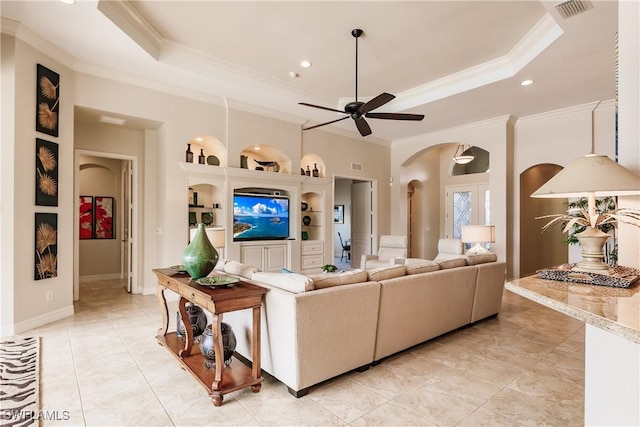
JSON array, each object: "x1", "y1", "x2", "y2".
[
  {"x1": 461, "y1": 225, "x2": 495, "y2": 243},
  {"x1": 190, "y1": 227, "x2": 226, "y2": 248},
  {"x1": 531, "y1": 154, "x2": 640, "y2": 198}
]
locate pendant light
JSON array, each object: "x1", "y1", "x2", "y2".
[{"x1": 453, "y1": 144, "x2": 475, "y2": 164}]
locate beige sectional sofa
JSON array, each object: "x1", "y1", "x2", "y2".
[{"x1": 221, "y1": 255, "x2": 506, "y2": 397}]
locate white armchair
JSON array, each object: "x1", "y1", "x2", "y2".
[
  {"x1": 361, "y1": 235, "x2": 408, "y2": 270},
  {"x1": 433, "y1": 239, "x2": 465, "y2": 261}
]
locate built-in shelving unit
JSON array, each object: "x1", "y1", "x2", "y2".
[{"x1": 179, "y1": 158, "x2": 332, "y2": 271}]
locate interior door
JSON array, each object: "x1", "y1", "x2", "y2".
[
  {"x1": 445, "y1": 184, "x2": 490, "y2": 239},
  {"x1": 121, "y1": 161, "x2": 133, "y2": 292},
  {"x1": 350, "y1": 181, "x2": 372, "y2": 268}
]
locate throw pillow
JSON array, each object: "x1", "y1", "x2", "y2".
[
  {"x1": 224, "y1": 260, "x2": 259, "y2": 278},
  {"x1": 465, "y1": 253, "x2": 497, "y2": 265},
  {"x1": 252, "y1": 272, "x2": 314, "y2": 293},
  {"x1": 405, "y1": 260, "x2": 440, "y2": 275},
  {"x1": 310, "y1": 269, "x2": 368, "y2": 289},
  {"x1": 367, "y1": 265, "x2": 406, "y2": 281},
  {"x1": 437, "y1": 258, "x2": 466, "y2": 270}
]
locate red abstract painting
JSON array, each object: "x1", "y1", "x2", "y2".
[
  {"x1": 94, "y1": 197, "x2": 114, "y2": 239},
  {"x1": 79, "y1": 196, "x2": 93, "y2": 239}
]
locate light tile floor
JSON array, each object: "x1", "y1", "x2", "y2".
[{"x1": 28, "y1": 279, "x2": 585, "y2": 426}]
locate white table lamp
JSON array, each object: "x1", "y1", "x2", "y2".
[{"x1": 461, "y1": 225, "x2": 495, "y2": 255}]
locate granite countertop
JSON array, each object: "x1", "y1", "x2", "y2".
[{"x1": 506, "y1": 275, "x2": 640, "y2": 344}]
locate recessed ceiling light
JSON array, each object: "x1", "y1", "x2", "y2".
[
  {"x1": 254, "y1": 145, "x2": 261, "y2": 151},
  {"x1": 521, "y1": 79, "x2": 535, "y2": 86},
  {"x1": 300, "y1": 60, "x2": 312, "y2": 68},
  {"x1": 288, "y1": 71, "x2": 299, "y2": 78},
  {"x1": 195, "y1": 137, "x2": 203, "y2": 142},
  {"x1": 98, "y1": 115, "x2": 126, "y2": 126},
  {"x1": 58, "y1": 0, "x2": 75, "y2": 4}
]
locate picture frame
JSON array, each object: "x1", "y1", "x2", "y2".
[
  {"x1": 79, "y1": 196, "x2": 93, "y2": 239},
  {"x1": 35, "y1": 138, "x2": 59, "y2": 206},
  {"x1": 94, "y1": 196, "x2": 115, "y2": 239},
  {"x1": 35, "y1": 213, "x2": 57, "y2": 280},
  {"x1": 334, "y1": 205, "x2": 344, "y2": 224},
  {"x1": 36, "y1": 64, "x2": 59, "y2": 137}
]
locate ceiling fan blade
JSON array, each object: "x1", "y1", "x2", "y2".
[
  {"x1": 365, "y1": 112, "x2": 425, "y2": 121},
  {"x1": 302, "y1": 116, "x2": 349, "y2": 131},
  {"x1": 359, "y1": 92, "x2": 395, "y2": 114},
  {"x1": 354, "y1": 117, "x2": 372, "y2": 137},
  {"x1": 298, "y1": 102, "x2": 345, "y2": 114}
]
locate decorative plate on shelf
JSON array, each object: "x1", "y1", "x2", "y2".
[
  {"x1": 206, "y1": 155, "x2": 220, "y2": 166},
  {"x1": 169, "y1": 265, "x2": 188, "y2": 274},
  {"x1": 195, "y1": 276, "x2": 240, "y2": 287}
]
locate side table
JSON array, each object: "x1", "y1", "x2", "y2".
[{"x1": 153, "y1": 268, "x2": 268, "y2": 406}]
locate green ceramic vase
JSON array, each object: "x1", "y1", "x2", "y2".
[{"x1": 182, "y1": 223, "x2": 219, "y2": 279}]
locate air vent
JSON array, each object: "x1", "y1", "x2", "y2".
[
  {"x1": 555, "y1": 0, "x2": 593, "y2": 19},
  {"x1": 351, "y1": 162, "x2": 362, "y2": 171}
]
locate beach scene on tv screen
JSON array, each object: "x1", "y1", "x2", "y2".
[{"x1": 233, "y1": 195, "x2": 289, "y2": 239}]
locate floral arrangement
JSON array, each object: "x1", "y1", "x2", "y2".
[
  {"x1": 321, "y1": 264, "x2": 338, "y2": 273},
  {"x1": 537, "y1": 197, "x2": 640, "y2": 234}
]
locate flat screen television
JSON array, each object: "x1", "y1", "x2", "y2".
[{"x1": 233, "y1": 193, "x2": 290, "y2": 241}]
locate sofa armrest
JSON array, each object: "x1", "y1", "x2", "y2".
[{"x1": 471, "y1": 261, "x2": 506, "y2": 322}]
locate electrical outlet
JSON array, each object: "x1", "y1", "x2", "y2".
[{"x1": 46, "y1": 291, "x2": 53, "y2": 301}]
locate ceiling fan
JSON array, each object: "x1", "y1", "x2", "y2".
[{"x1": 299, "y1": 29, "x2": 424, "y2": 137}]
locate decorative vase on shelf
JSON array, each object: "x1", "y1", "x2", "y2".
[
  {"x1": 176, "y1": 302, "x2": 208, "y2": 341},
  {"x1": 312, "y1": 163, "x2": 319, "y2": 177},
  {"x1": 198, "y1": 149, "x2": 205, "y2": 164},
  {"x1": 181, "y1": 223, "x2": 219, "y2": 279},
  {"x1": 200, "y1": 323, "x2": 237, "y2": 368},
  {"x1": 305, "y1": 165, "x2": 311, "y2": 176},
  {"x1": 186, "y1": 143, "x2": 194, "y2": 163}
]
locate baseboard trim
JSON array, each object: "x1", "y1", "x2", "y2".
[
  {"x1": 14, "y1": 305, "x2": 74, "y2": 333},
  {"x1": 79, "y1": 273, "x2": 122, "y2": 282}
]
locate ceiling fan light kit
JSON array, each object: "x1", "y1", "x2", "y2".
[{"x1": 299, "y1": 29, "x2": 424, "y2": 137}]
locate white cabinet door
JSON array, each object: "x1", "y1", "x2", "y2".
[
  {"x1": 240, "y1": 245, "x2": 265, "y2": 270},
  {"x1": 263, "y1": 244, "x2": 287, "y2": 272},
  {"x1": 240, "y1": 243, "x2": 287, "y2": 272}
]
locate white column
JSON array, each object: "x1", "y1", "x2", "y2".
[{"x1": 585, "y1": 325, "x2": 640, "y2": 426}]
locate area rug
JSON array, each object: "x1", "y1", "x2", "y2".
[{"x1": 0, "y1": 336, "x2": 40, "y2": 427}]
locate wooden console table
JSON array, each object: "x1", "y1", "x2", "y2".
[{"x1": 153, "y1": 268, "x2": 268, "y2": 406}]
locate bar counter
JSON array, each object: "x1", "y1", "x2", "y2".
[{"x1": 505, "y1": 275, "x2": 640, "y2": 344}]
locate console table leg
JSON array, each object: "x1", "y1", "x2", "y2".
[
  {"x1": 157, "y1": 284, "x2": 169, "y2": 337},
  {"x1": 212, "y1": 394, "x2": 223, "y2": 407},
  {"x1": 177, "y1": 297, "x2": 194, "y2": 358},
  {"x1": 210, "y1": 314, "x2": 223, "y2": 391},
  {"x1": 252, "y1": 306, "x2": 261, "y2": 381}
]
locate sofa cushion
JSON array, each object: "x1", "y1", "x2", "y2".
[
  {"x1": 437, "y1": 258, "x2": 466, "y2": 269},
  {"x1": 405, "y1": 260, "x2": 440, "y2": 275},
  {"x1": 310, "y1": 269, "x2": 368, "y2": 289},
  {"x1": 223, "y1": 260, "x2": 259, "y2": 278},
  {"x1": 252, "y1": 271, "x2": 314, "y2": 293},
  {"x1": 465, "y1": 253, "x2": 497, "y2": 266},
  {"x1": 367, "y1": 265, "x2": 406, "y2": 281}
]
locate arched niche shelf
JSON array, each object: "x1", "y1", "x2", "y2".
[
  {"x1": 187, "y1": 135, "x2": 226, "y2": 166},
  {"x1": 240, "y1": 144, "x2": 292, "y2": 174},
  {"x1": 450, "y1": 146, "x2": 490, "y2": 176},
  {"x1": 301, "y1": 154, "x2": 326, "y2": 178}
]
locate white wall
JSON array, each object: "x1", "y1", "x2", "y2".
[{"x1": 1, "y1": 36, "x2": 75, "y2": 334}]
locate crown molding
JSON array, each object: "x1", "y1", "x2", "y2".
[
  {"x1": 97, "y1": 0, "x2": 162, "y2": 60},
  {"x1": 1, "y1": 17, "x2": 76, "y2": 67},
  {"x1": 345, "y1": 13, "x2": 563, "y2": 114},
  {"x1": 518, "y1": 99, "x2": 616, "y2": 124},
  {"x1": 393, "y1": 114, "x2": 516, "y2": 146}
]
